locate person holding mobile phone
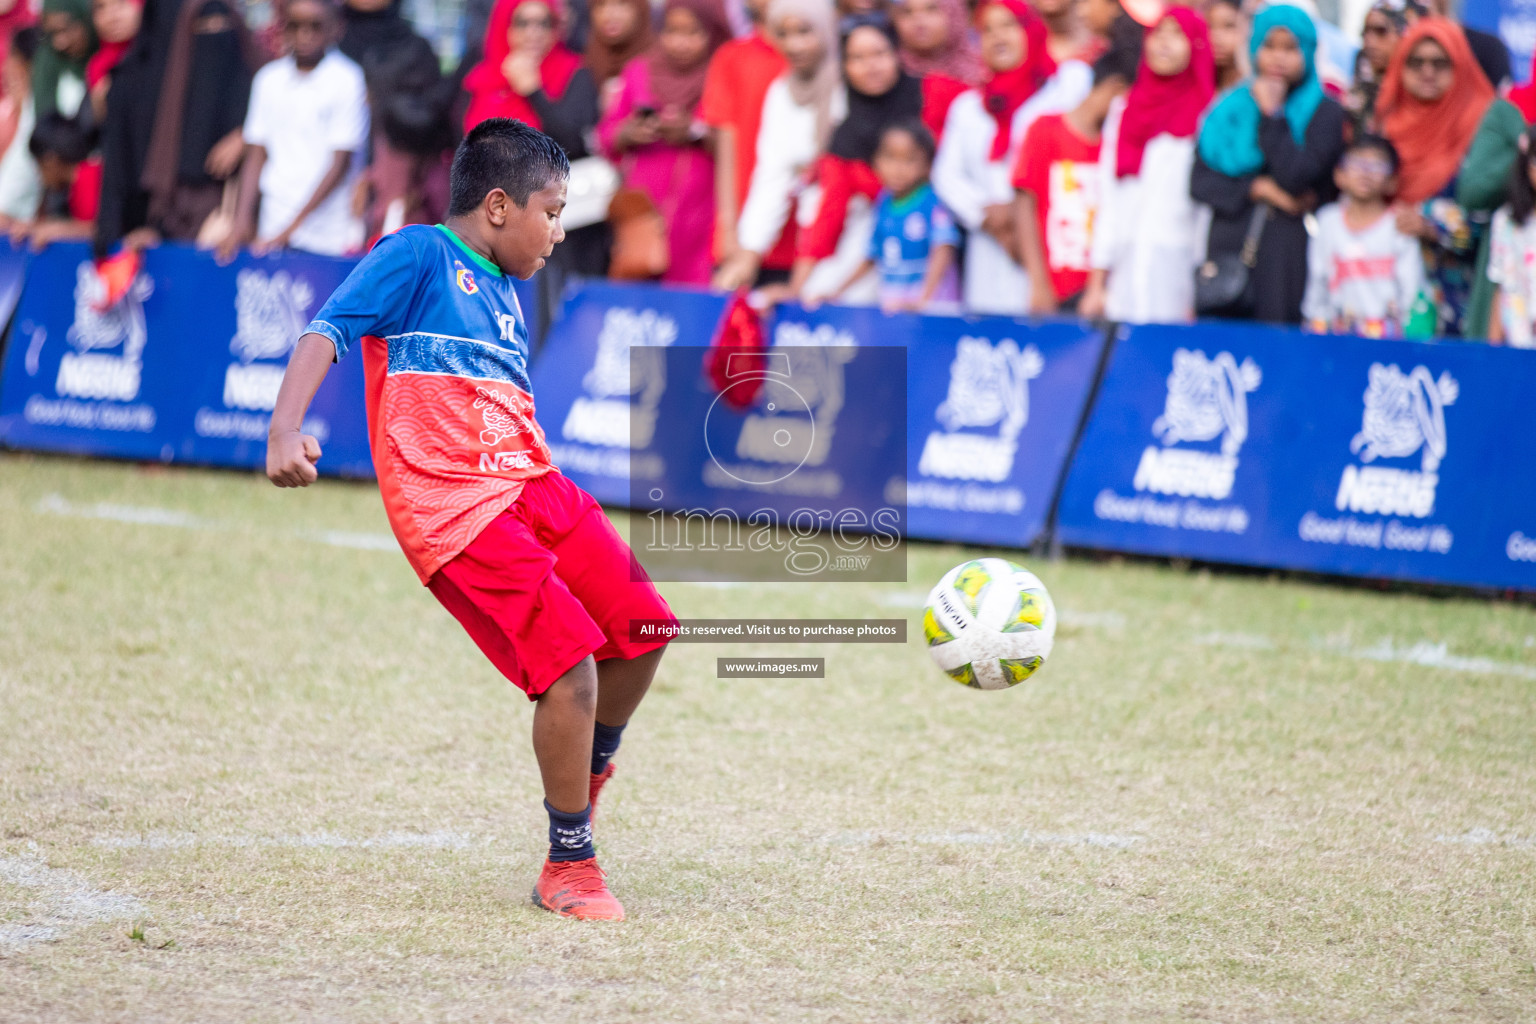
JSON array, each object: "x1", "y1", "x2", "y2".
[{"x1": 597, "y1": 0, "x2": 732, "y2": 283}]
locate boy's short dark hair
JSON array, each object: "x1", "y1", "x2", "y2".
[
  {"x1": 28, "y1": 112, "x2": 94, "y2": 165},
  {"x1": 448, "y1": 118, "x2": 570, "y2": 216},
  {"x1": 10, "y1": 25, "x2": 39, "y2": 63},
  {"x1": 1346, "y1": 133, "x2": 1400, "y2": 173},
  {"x1": 878, "y1": 119, "x2": 936, "y2": 166}
]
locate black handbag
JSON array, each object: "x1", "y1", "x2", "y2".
[{"x1": 1194, "y1": 203, "x2": 1270, "y2": 317}]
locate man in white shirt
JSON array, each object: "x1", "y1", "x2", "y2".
[{"x1": 222, "y1": 0, "x2": 367, "y2": 259}]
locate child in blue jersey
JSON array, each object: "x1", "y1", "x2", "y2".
[
  {"x1": 826, "y1": 120, "x2": 960, "y2": 314},
  {"x1": 265, "y1": 119, "x2": 677, "y2": 922}
]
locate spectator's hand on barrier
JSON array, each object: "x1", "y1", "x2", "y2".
[
  {"x1": 267, "y1": 429, "x2": 322, "y2": 488},
  {"x1": 712, "y1": 250, "x2": 760, "y2": 291},
  {"x1": 215, "y1": 220, "x2": 252, "y2": 265},
  {"x1": 1028, "y1": 279, "x2": 1059, "y2": 316},
  {"x1": 1079, "y1": 272, "x2": 1108, "y2": 321},
  {"x1": 7, "y1": 219, "x2": 30, "y2": 246},
  {"x1": 252, "y1": 230, "x2": 292, "y2": 257},
  {"x1": 122, "y1": 227, "x2": 162, "y2": 253},
  {"x1": 755, "y1": 282, "x2": 798, "y2": 306},
  {"x1": 205, "y1": 130, "x2": 245, "y2": 180}
]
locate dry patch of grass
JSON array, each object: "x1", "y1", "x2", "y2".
[{"x1": 1, "y1": 453, "x2": 1533, "y2": 1022}]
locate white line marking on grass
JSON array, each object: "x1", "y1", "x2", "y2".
[
  {"x1": 0, "y1": 855, "x2": 144, "y2": 950},
  {"x1": 1435, "y1": 829, "x2": 1536, "y2": 848},
  {"x1": 1345, "y1": 641, "x2": 1536, "y2": 681},
  {"x1": 91, "y1": 830, "x2": 479, "y2": 851},
  {"x1": 822, "y1": 830, "x2": 1143, "y2": 849},
  {"x1": 1190, "y1": 631, "x2": 1536, "y2": 680},
  {"x1": 37, "y1": 494, "x2": 399, "y2": 554}
]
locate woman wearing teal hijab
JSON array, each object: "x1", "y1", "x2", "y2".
[
  {"x1": 35, "y1": 0, "x2": 98, "y2": 119},
  {"x1": 1191, "y1": 3, "x2": 1346, "y2": 323}
]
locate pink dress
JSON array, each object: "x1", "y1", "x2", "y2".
[{"x1": 597, "y1": 60, "x2": 717, "y2": 286}]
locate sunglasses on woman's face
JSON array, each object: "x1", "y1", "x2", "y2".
[
  {"x1": 513, "y1": 14, "x2": 555, "y2": 29},
  {"x1": 1405, "y1": 54, "x2": 1452, "y2": 74}
]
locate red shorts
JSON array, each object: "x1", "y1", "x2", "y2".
[{"x1": 427, "y1": 472, "x2": 676, "y2": 700}]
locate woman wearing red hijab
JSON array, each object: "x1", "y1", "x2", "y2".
[
  {"x1": 1081, "y1": 6, "x2": 1213, "y2": 323},
  {"x1": 465, "y1": 0, "x2": 608, "y2": 312},
  {"x1": 464, "y1": 0, "x2": 597, "y2": 147},
  {"x1": 931, "y1": 0, "x2": 1091, "y2": 314}
]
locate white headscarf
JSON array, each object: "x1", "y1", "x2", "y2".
[{"x1": 767, "y1": 0, "x2": 841, "y2": 148}]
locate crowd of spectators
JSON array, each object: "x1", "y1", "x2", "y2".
[{"x1": 2, "y1": 0, "x2": 1535, "y2": 344}]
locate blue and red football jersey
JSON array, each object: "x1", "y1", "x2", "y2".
[{"x1": 305, "y1": 224, "x2": 555, "y2": 583}]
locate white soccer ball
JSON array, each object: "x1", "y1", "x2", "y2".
[{"x1": 923, "y1": 558, "x2": 1056, "y2": 690}]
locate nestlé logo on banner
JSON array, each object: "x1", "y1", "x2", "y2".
[
  {"x1": 1300, "y1": 362, "x2": 1457, "y2": 555},
  {"x1": 1092, "y1": 348, "x2": 1259, "y2": 534},
  {"x1": 556, "y1": 307, "x2": 676, "y2": 478},
  {"x1": 56, "y1": 261, "x2": 154, "y2": 402},
  {"x1": 22, "y1": 260, "x2": 158, "y2": 433},
  {"x1": 903, "y1": 336, "x2": 1040, "y2": 516},
  {"x1": 196, "y1": 269, "x2": 324, "y2": 442},
  {"x1": 698, "y1": 321, "x2": 855, "y2": 498}
]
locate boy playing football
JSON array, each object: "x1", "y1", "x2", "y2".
[{"x1": 266, "y1": 118, "x2": 675, "y2": 921}]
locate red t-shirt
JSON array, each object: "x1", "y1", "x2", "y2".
[
  {"x1": 1012, "y1": 114, "x2": 1101, "y2": 301},
  {"x1": 702, "y1": 31, "x2": 795, "y2": 269},
  {"x1": 70, "y1": 157, "x2": 102, "y2": 223}
]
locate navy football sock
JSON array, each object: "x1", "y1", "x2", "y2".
[
  {"x1": 591, "y1": 720, "x2": 626, "y2": 775},
  {"x1": 546, "y1": 800, "x2": 595, "y2": 862}
]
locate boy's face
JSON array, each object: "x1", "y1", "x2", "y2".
[
  {"x1": 1334, "y1": 147, "x2": 1395, "y2": 203},
  {"x1": 285, "y1": 0, "x2": 333, "y2": 68},
  {"x1": 38, "y1": 153, "x2": 75, "y2": 191},
  {"x1": 489, "y1": 177, "x2": 568, "y2": 279},
  {"x1": 872, "y1": 129, "x2": 929, "y2": 199},
  {"x1": 93, "y1": 0, "x2": 143, "y2": 46}
]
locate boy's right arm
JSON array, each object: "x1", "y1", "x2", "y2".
[{"x1": 267, "y1": 333, "x2": 338, "y2": 487}]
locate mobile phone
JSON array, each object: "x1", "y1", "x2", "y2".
[{"x1": 635, "y1": 105, "x2": 658, "y2": 119}]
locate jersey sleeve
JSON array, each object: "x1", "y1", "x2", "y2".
[
  {"x1": 304, "y1": 230, "x2": 419, "y2": 361},
  {"x1": 930, "y1": 199, "x2": 960, "y2": 249}
]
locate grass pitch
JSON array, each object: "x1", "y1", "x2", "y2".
[{"x1": 1, "y1": 452, "x2": 1534, "y2": 1023}]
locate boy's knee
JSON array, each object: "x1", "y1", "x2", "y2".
[{"x1": 545, "y1": 656, "x2": 598, "y2": 710}]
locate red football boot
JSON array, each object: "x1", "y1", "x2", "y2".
[
  {"x1": 589, "y1": 762, "x2": 616, "y2": 821},
  {"x1": 531, "y1": 857, "x2": 625, "y2": 921}
]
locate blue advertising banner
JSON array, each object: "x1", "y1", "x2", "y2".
[
  {"x1": 0, "y1": 239, "x2": 30, "y2": 329},
  {"x1": 0, "y1": 242, "x2": 539, "y2": 477},
  {"x1": 531, "y1": 282, "x2": 732, "y2": 506},
  {"x1": 0, "y1": 242, "x2": 375, "y2": 476},
  {"x1": 768, "y1": 304, "x2": 1106, "y2": 547},
  {"x1": 1055, "y1": 322, "x2": 1536, "y2": 591},
  {"x1": 1463, "y1": 0, "x2": 1534, "y2": 85}
]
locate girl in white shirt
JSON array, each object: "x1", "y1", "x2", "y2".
[
  {"x1": 712, "y1": 0, "x2": 841, "y2": 291},
  {"x1": 931, "y1": 0, "x2": 1089, "y2": 316},
  {"x1": 1081, "y1": 8, "x2": 1215, "y2": 324}
]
